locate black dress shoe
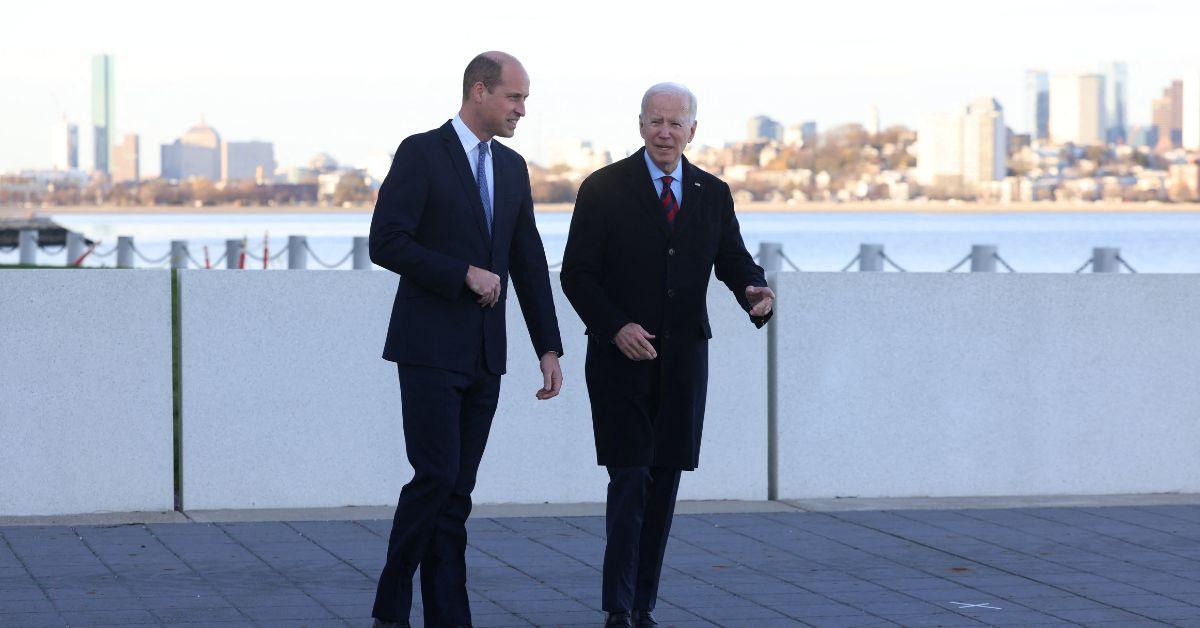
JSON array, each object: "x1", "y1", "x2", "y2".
[
  {"x1": 605, "y1": 611, "x2": 633, "y2": 628},
  {"x1": 632, "y1": 609, "x2": 659, "y2": 627},
  {"x1": 371, "y1": 619, "x2": 410, "y2": 628}
]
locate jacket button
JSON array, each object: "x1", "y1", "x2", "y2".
[
  {"x1": 667, "y1": 289, "x2": 675, "y2": 298},
  {"x1": 668, "y1": 248, "x2": 675, "y2": 256}
]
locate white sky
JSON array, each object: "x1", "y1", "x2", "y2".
[{"x1": 2, "y1": 0, "x2": 1197, "y2": 175}]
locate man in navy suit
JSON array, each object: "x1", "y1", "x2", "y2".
[{"x1": 369, "y1": 51, "x2": 564, "y2": 628}]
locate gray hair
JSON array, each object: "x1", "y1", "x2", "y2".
[{"x1": 640, "y1": 82, "x2": 698, "y2": 123}]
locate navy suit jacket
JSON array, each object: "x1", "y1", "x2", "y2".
[{"x1": 369, "y1": 121, "x2": 563, "y2": 375}]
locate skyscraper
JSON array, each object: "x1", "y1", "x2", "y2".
[
  {"x1": 1103, "y1": 61, "x2": 1128, "y2": 144},
  {"x1": 1025, "y1": 70, "x2": 1049, "y2": 141},
  {"x1": 916, "y1": 110, "x2": 964, "y2": 187},
  {"x1": 746, "y1": 115, "x2": 783, "y2": 142},
  {"x1": 867, "y1": 105, "x2": 881, "y2": 135},
  {"x1": 91, "y1": 53, "x2": 114, "y2": 174},
  {"x1": 1153, "y1": 80, "x2": 1183, "y2": 150},
  {"x1": 1049, "y1": 73, "x2": 1105, "y2": 145},
  {"x1": 112, "y1": 134, "x2": 140, "y2": 183},
  {"x1": 962, "y1": 98, "x2": 1007, "y2": 184},
  {"x1": 50, "y1": 117, "x2": 79, "y2": 171}
]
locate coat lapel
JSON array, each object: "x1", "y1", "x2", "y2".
[
  {"x1": 626, "y1": 148, "x2": 671, "y2": 239},
  {"x1": 490, "y1": 144, "x2": 511, "y2": 257},
  {"x1": 439, "y1": 121, "x2": 492, "y2": 245},
  {"x1": 674, "y1": 156, "x2": 706, "y2": 237}
]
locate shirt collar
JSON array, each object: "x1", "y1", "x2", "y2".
[
  {"x1": 451, "y1": 114, "x2": 490, "y2": 156},
  {"x1": 643, "y1": 148, "x2": 682, "y2": 182}
]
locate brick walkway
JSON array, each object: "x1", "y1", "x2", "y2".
[{"x1": 3, "y1": 505, "x2": 1200, "y2": 626}]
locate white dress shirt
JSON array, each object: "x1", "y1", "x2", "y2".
[
  {"x1": 451, "y1": 114, "x2": 494, "y2": 208},
  {"x1": 643, "y1": 150, "x2": 683, "y2": 209}
]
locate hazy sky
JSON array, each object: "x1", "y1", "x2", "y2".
[{"x1": 2, "y1": 0, "x2": 1197, "y2": 175}]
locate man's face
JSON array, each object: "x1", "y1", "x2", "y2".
[
  {"x1": 476, "y1": 62, "x2": 529, "y2": 139},
  {"x1": 639, "y1": 92, "x2": 697, "y2": 172}
]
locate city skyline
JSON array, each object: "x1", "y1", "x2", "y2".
[{"x1": 3, "y1": 0, "x2": 1198, "y2": 175}]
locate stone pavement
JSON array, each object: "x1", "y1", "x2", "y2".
[{"x1": 3, "y1": 501, "x2": 1200, "y2": 627}]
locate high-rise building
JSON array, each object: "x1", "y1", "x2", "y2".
[
  {"x1": 1049, "y1": 73, "x2": 1105, "y2": 145},
  {"x1": 91, "y1": 53, "x2": 114, "y2": 174},
  {"x1": 221, "y1": 141, "x2": 277, "y2": 182},
  {"x1": 50, "y1": 118, "x2": 79, "y2": 171},
  {"x1": 784, "y1": 121, "x2": 818, "y2": 147},
  {"x1": 867, "y1": 105, "x2": 881, "y2": 135},
  {"x1": 1025, "y1": 70, "x2": 1049, "y2": 141},
  {"x1": 1183, "y1": 74, "x2": 1200, "y2": 150},
  {"x1": 1103, "y1": 61, "x2": 1128, "y2": 145},
  {"x1": 161, "y1": 118, "x2": 221, "y2": 181},
  {"x1": 746, "y1": 115, "x2": 783, "y2": 142},
  {"x1": 916, "y1": 111, "x2": 964, "y2": 187},
  {"x1": 112, "y1": 134, "x2": 140, "y2": 183},
  {"x1": 1153, "y1": 80, "x2": 1184, "y2": 150},
  {"x1": 962, "y1": 98, "x2": 1007, "y2": 184}
]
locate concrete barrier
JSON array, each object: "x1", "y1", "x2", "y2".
[
  {"x1": 179, "y1": 272, "x2": 768, "y2": 509},
  {"x1": 773, "y1": 272, "x2": 1200, "y2": 499},
  {"x1": 0, "y1": 270, "x2": 173, "y2": 516}
]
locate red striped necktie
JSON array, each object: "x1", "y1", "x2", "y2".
[{"x1": 660, "y1": 175, "x2": 679, "y2": 227}]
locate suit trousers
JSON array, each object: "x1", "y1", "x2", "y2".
[
  {"x1": 602, "y1": 465, "x2": 683, "y2": 612},
  {"x1": 372, "y1": 357, "x2": 500, "y2": 626}
]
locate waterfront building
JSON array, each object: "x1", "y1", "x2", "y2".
[
  {"x1": 1025, "y1": 70, "x2": 1049, "y2": 141},
  {"x1": 91, "y1": 54, "x2": 114, "y2": 174},
  {"x1": 221, "y1": 141, "x2": 276, "y2": 182},
  {"x1": 1103, "y1": 61, "x2": 1128, "y2": 144},
  {"x1": 50, "y1": 118, "x2": 78, "y2": 171},
  {"x1": 161, "y1": 118, "x2": 221, "y2": 181},
  {"x1": 1050, "y1": 72, "x2": 1105, "y2": 145},
  {"x1": 112, "y1": 134, "x2": 139, "y2": 183},
  {"x1": 747, "y1": 115, "x2": 783, "y2": 143}
]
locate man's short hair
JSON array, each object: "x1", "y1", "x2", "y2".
[
  {"x1": 640, "y1": 83, "x2": 698, "y2": 124},
  {"x1": 462, "y1": 54, "x2": 504, "y2": 101}
]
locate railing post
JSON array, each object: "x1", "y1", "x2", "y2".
[
  {"x1": 352, "y1": 236, "x2": 370, "y2": 270},
  {"x1": 757, "y1": 241, "x2": 783, "y2": 272},
  {"x1": 117, "y1": 236, "x2": 134, "y2": 269},
  {"x1": 970, "y1": 245, "x2": 997, "y2": 272},
  {"x1": 225, "y1": 239, "x2": 243, "y2": 269},
  {"x1": 66, "y1": 231, "x2": 85, "y2": 267},
  {"x1": 859, "y1": 244, "x2": 883, "y2": 272},
  {"x1": 1093, "y1": 247, "x2": 1119, "y2": 273},
  {"x1": 170, "y1": 240, "x2": 188, "y2": 270},
  {"x1": 18, "y1": 229, "x2": 37, "y2": 266},
  {"x1": 288, "y1": 235, "x2": 307, "y2": 270}
]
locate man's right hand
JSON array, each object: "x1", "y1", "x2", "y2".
[
  {"x1": 466, "y1": 265, "x2": 501, "y2": 307},
  {"x1": 614, "y1": 323, "x2": 657, "y2": 361}
]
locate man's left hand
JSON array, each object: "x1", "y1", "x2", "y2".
[
  {"x1": 746, "y1": 285, "x2": 775, "y2": 317},
  {"x1": 536, "y1": 352, "x2": 562, "y2": 400}
]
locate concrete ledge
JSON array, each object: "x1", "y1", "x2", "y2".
[
  {"x1": 7, "y1": 494, "x2": 1200, "y2": 526},
  {"x1": 785, "y1": 492, "x2": 1200, "y2": 512}
]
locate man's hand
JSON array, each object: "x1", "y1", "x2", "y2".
[
  {"x1": 614, "y1": 323, "x2": 657, "y2": 361},
  {"x1": 536, "y1": 352, "x2": 562, "y2": 400},
  {"x1": 746, "y1": 285, "x2": 775, "y2": 317},
  {"x1": 465, "y1": 265, "x2": 501, "y2": 307}
]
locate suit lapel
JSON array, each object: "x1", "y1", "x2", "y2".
[
  {"x1": 626, "y1": 148, "x2": 671, "y2": 238},
  {"x1": 439, "y1": 122, "x2": 491, "y2": 245},
  {"x1": 674, "y1": 156, "x2": 706, "y2": 238},
  {"x1": 490, "y1": 144, "x2": 511, "y2": 256}
]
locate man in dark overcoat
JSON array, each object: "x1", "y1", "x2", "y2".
[{"x1": 560, "y1": 82, "x2": 774, "y2": 628}]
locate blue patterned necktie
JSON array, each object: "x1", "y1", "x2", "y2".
[{"x1": 476, "y1": 141, "x2": 492, "y2": 236}]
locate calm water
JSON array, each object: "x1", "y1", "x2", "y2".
[{"x1": 9, "y1": 211, "x2": 1200, "y2": 273}]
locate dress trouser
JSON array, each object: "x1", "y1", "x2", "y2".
[
  {"x1": 372, "y1": 357, "x2": 500, "y2": 626},
  {"x1": 602, "y1": 465, "x2": 683, "y2": 612}
]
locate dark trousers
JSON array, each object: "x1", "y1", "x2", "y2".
[
  {"x1": 602, "y1": 465, "x2": 682, "y2": 612},
  {"x1": 372, "y1": 359, "x2": 500, "y2": 626}
]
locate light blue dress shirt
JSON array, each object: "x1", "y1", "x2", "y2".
[
  {"x1": 643, "y1": 150, "x2": 683, "y2": 209},
  {"x1": 451, "y1": 114, "x2": 494, "y2": 209}
]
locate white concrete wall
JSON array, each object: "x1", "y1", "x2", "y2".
[
  {"x1": 179, "y1": 271, "x2": 401, "y2": 510},
  {"x1": 0, "y1": 270, "x2": 173, "y2": 516},
  {"x1": 774, "y1": 272, "x2": 1200, "y2": 499},
  {"x1": 180, "y1": 271, "x2": 768, "y2": 510}
]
